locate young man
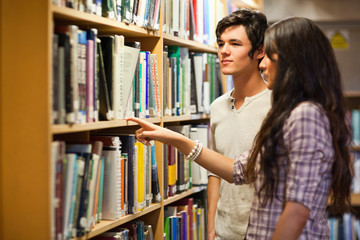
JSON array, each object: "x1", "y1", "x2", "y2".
[{"x1": 207, "y1": 9, "x2": 271, "y2": 240}]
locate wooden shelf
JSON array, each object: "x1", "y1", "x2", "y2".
[
  {"x1": 351, "y1": 193, "x2": 360, "y2": 206},
  {"x1": 344, "y1": 91, "x2": 360, "y2": 97},
  {"x1": 74, "y1": 204, "x2": 162, "y2": 239},
  {"x1": 51, "y1": 118, "x2": 161, "y2": 134},
  {"x1": 163, "y1": 33, "x2": 217, "y2": 53},
  {"x1": 163, "y1": 186, "x2": 207, "y2": 206}
]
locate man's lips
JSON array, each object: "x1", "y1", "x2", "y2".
[{"x1": 221, "y1": 59, "x2": 232, "y2": 64}]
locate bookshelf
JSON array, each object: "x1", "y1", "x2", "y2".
[{"x1": 0, "y1": 0, "x2": 222, "y2": 239}]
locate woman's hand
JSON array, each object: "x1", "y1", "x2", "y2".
[{"x1": 126, "y1": 117, "x2": 181, "y2": 146}]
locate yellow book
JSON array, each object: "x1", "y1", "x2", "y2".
[{"x1": 135, "y1": 141, "x2": 144, "y2": 211}]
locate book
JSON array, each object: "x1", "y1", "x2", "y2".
[
  {"x1": 193, "y1": 53, "x2": 203, "y2": 113},
  {"x1": 122, "y1": 0, "x2": 131, "y2": 23},
  {"x1": 94, "y1": 35, "x2": 100, "y2": 122},
  {"x1": 102, "y1": 0, "x2": 116, "y2": 19},
  {"x1": 113, "y1": 34, "x2": 125, "y2": 119},
  {"x1": 125, "y1": 41, "x2": 141, "y2": 118},
  {"x1": 90, "y1": 136, "x2": 122, "y2": 220},
  {"x1": 151, "y1": 144, "x2": 161, "y2": 203},
  {"x1": 167, "y1": 144, "x2": 177, "y2": 197},
  {"x1": 65, "y1": 143, "x2": 93, "y2": 237},
  {"x1": 86, "y1": 28, "x2": 97, "y2": 123},
  {"x1": 163, "y1": 144, "x2": 169, "y2": 200},
  {"x1": 99, "y1": 36, "x2": 115, "y2": 119},
  {"x1": 189, "y1": 125, "x2": 209, "y2": 185},
  {"x1": 118, "y1": 134, "x2": 137, "y2": 214},
  {"x1": 122, "y1": 153, "x2": 129, "y2": 215},
  {"x1": 135, "y1": 141, "x2": 145, "y2": 211},
  {"x1": 189, "y1": 52, "x2": 198, "y2": 114},
  {"x1": 56, "y1": 32, "x2": 70, "y2": 124},
  {"x1": 122, "y1": 44, "x2": 140, "y2": 119},
  {"x1": 97, "y1": 156, "x2": 106, "y2": 222},
  {"x1": 77, "y1": 30, "x2": 88, "y2": 123},
  {"x1": 63, "y1": 153, "x2": 78, "y2": 239},
  {"x1": 174, "y1": 198, "x2": 194, "y2": 240},
  {"x1": 168, "y1": 46, "x2": 181, "y2": 115},
  {"x1": 144, "y1": 224, "x2": 154, "y2": 240},
  {"x1": 87, "y1": 141, "x2": 103, "y2": 230},
  {"x1": 52, "y1": 34, "x2": 60, "y2": 124},
  {"x1": 97, "y1": 38, "x2": 113, "y2": 120},
  {"x1": 150, "y1": 54, "x2": 161, "y2": 117},
  {"x1": 351, "y1": 109, "x2": 360, "y2": 146},
  {"x1": 52, "y1": 141, "x2": 65, "y2": 240},
  {"x1": 55, "y1": 25, "x2": 79, "y2": 124}
]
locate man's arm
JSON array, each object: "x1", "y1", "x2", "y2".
[{"x1": 207, "y1": 175, "x2": 221, "y2": 240}]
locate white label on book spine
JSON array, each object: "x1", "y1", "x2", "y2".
[{"x1": 165, "y1": 108, "x2": 171, "y2": 116}]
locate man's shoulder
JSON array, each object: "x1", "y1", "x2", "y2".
[{"x1": 211, "y1": 91, "x2": 232, "y2": 107}]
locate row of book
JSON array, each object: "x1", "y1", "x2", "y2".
[
  {"x1": 164, "y1": 197, "x2": 206, "y2": 240},
  {"x1": 163, "y1": 46, "x2": 223, "y2": 117},
  {"x1": 53, "y1": 25, "x2": 161, "y2": 124},
  {"x1": 351, "y1": 150, "x2": 360, "y2": 194},
  {"x1": 51, "y1": 134, "x2": 161, "y2": 239},
  {"x1": 350, "y1": 109, "x2": 360, "y2": 146},
  {"x1": 163, "y1": 125, "x2": 209, "y2": 199},
  {"x1": 52, "y1": 0, "x2": 161, "y2": 30},
  {"x1": 328, "y1": 213, "x2": 360, "y2": 240},
  {"x1": 163, "y1": 0, "x2": 225, "y2": 47},
  {"x1": 93, "y1": 220, "x2": 154, "y2": 240}
]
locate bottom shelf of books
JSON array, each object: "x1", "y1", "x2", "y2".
[{"x1": 51, "y1": 121, "x2": 211, "y2": 239}]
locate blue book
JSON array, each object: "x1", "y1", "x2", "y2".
[
  {"x1": 151, "y1": 144, "x2": 161, "y2": 203},
  {"x1": 351, "y1": 109, "x2": 360, "y2": 146},
  {"x1": 170, "y1": 216, "x2": 180, "y2": 240},
  {"x1": 66, "y1": 153, "x2": 78, "y2": 239},
  {"x1": 66, "y1": 144, "x2": 93, "y2": 237},
  {"x1": 145, "y1": 51, "x2": 150, "y2": 118}
]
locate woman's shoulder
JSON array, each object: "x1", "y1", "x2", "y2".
[
  {"x1": 287, "y1": 101, "x2": 329, "y2": 128},
  {"x1": 291, "y1": 101, "x2": 325, "y2": 117}
]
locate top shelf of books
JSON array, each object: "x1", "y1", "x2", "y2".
[{"x1": 52, "y1": 5, "x2": 160, "y2": 37}]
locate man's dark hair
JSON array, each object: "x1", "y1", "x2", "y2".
[{"x1": 216, "y1": 8, "x2": 268, "y2": 58}]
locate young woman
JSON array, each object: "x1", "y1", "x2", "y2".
[{"x1": 128, "y1": 17, "x2": 353, "y2": 239}]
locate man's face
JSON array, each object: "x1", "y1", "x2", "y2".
[{"x1": 217, "y1": 25, "x2": 258, "y2": 78}]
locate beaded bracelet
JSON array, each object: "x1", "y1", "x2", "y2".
[
  {"x1": 186, "y1": 140, "x2": 203, "y2": 162},
  {"x1": 190, "y1": 143, "x2": 203, "y2": 162},
  {"x1": 186, "y1": 140, "x2": 199, "y2": 160}
]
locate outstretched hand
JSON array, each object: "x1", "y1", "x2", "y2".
[{"x1": 126, "y1": 117, "x2": 179, "y2": 146}]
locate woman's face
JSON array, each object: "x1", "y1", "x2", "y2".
[{"x1": 259, "y1": 53, "x2": 278, "y2": 90}]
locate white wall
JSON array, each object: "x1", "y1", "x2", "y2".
[
  {"x1": 263, "y1": 0, "x2": 360, "y2": 91},
  {"x1": 264, "y1": 0, "x2": 360, "y2": 22}
]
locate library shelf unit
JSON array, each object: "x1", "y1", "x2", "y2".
[
  {"x1": 0, "y1": 0, "x2": 218, "y2": 239},
  {"x1": 346, "y1": 91, "x2": 360, "y2": 206}
]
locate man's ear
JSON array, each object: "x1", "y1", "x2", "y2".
[{"x1": 256, "y1": 46, "x2": 265, "y2": 60}]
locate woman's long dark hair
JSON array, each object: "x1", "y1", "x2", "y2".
[{"x1": 245, "y1": 17, "x2": 353, "y2": 214}]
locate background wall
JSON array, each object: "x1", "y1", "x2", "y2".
[{"x1": 263, "y1": 0, "x2": 360, "y2": 92}]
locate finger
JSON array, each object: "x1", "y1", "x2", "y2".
[{"x1": 126, "y1": 117, "x2": 150, "y2": 127}]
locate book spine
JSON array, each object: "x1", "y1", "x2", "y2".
[
  {"x1": 145, "y1": 51, "x2": 150, "y2": 118},
  {"x1": 77, "y1": 30, "x2": 87, "y2": 123},
  {"x1": 86, "y1": 29, "x2": 96, "y2": 123}
]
